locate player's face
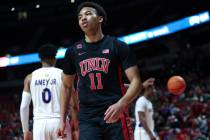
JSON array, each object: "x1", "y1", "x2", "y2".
[
  {"x1": 78, "y1": 7, "x2": 102, "y2": 33},
  {"x1": 147, "y1": 86, "x2": 156, "y2": 98}
]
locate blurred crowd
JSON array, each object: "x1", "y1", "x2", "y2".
[
  {"x1": 0, "y1": 75, "x2": 210, "y2": 140},
  {"x1": 0, "y1": 94, "x2": 23, "y2": 139},
  {"x1": 153, "y1": 75, "x2": 210, "y2": 140}
]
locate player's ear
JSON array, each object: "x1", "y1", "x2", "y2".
[{"x1": 98, "y1": 16, "x2": 103, "y2": 24}]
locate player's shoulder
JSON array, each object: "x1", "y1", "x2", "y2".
[
  {"x1": 32, "y1": 67, "x2": 44, "y2": 75},
  {"x1": 32, "y1": 67, "x2": 62, "y2": 73},
  {"x1": 52, "y1": 67, "x2": 62, "y2": 71},
  {"x1": 30, "y1": 69, "x2": 37, "y2": 76},
  {"x1": 25, "y1": 73, "x2": 32, "y2": 79},
  {"x1": 50, "y1": 67, "x2": 63, "y2": 74},
  {"x1": 32, "y1": 67, "x2": 43, "y2": 73},
  {"x1": 137, "y1": 96, "x2": 145, "y2": 101},
  {"x1": 104, "y1": 35, "x2": 115, "y2": 41},
  {"x1": 24, "y1": 73, "x2": 32, "y2": 83},
  {"x1": 64, "y1": 40, "x2": 84, "y2": 57},
  {"x1": 136, "y1": 96, "x2": 146, "y2": 104},
  {"x1": 68, "y1": 40, "x2": 84, "y2": 50},
  {"x1": 109, "y1": 36, "x2": 127, "y2": 47}
]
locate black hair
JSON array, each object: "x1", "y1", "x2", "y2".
[
  {"x1": 38, "y1": 43, "x2": 57, "y2": 60},
  {"x1": 77, "y1": 1, "x2": 107, "y2": 27}
]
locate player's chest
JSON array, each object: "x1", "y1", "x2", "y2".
[
  {"x1": 75, "y1": 46, "x2": 117, "y2": 67},
  {"x1": 76, "y1": 46, "x2": 114, "y2": 60}
]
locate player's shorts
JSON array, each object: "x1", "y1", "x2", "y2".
[
  {"x1": 79, "y1": 112, "x2": 133, "y2": 140},
  {"x1": 33, "y1": 118, "x2": 71, "y2": 140},
  {"x1": 134, "y1": 127, "x2": 158, "y2": 140}
]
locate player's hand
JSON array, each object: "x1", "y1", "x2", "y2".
[
  {"x1": 57, "y1": 121, "x2": 66, "y2": 138},
  {"x1": 71, "y1": 120, "x2": 79, "y2": 140},
  {"x1": 23, "y1": 131, "x2": 32, "y2": 140},
  {"x1": 104, "y1": 101, "x2": 125, "y2": 123},
  {"x1": 149, "y1": 133, "x2": 156, "y2": 140},
  {"x1": 143, "y1": 78, "x2": 155, "y2": 89}
]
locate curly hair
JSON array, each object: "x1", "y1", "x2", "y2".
[
  {"x1": 77, "y1": 1, "x2": 107, "y2": 27},
  {"x1": 38, "y1": 43, "x2": 57, "y2": 60}
]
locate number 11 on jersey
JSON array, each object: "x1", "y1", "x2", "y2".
[{"x1": 89, "y1": 73, "x2": 103, "y2": 90}]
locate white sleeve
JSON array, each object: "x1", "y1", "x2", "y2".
[
  {"x1": 136, "y1": 98, "x2": 146, "y2": 112},
  {"x1": 20, "y1": 91, "x2": 32, "y2": 133}
]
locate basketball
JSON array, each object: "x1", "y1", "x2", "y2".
[{"x1": 167, "y1": 76, "x2": 186, "y2": 95}]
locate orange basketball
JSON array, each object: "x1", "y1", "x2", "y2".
[{"x1": 167, "y1": 76, "x2": 186, "y2": 95}]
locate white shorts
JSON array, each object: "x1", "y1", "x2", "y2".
[
  {"x1": 33, "y1": 118, "x2": 71, "y2": 140},
  {"x1": 134, "y1": 128, "x2": 158, "y2": 140}
]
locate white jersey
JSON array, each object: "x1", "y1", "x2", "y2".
[
  {"x1": 135, "y1": 96, "x2": 154, "y2": 131},
  {"x1": 30, "y1": 67, "x2": 62, "y2": 120}
]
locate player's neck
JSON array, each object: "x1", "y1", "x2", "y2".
[
  {"x1": 41, "y1": 59, "x2": 56, "y2": 67},
  {"x1": 42, "y1": 62, "x2": 55, "y2": 67},
  {"x1": 144, "y1": 94, "x2": 150, "y2": 100},
  {"x1": 85, "y1": 28, "x2": 104, "y2": 43}
]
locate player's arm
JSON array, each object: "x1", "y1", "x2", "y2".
[
  {"x1": 104, "y1": 66, "x2": 142, "y2": 123},
  {"x1": 70, "y1": 91, "x2": 79, "y2": 131},
  {"x1": 138, "y1": 112, "x2": 156, "y2": 140},
  {"x1": 119, "y1": 66, "x2": 142, "y2": 107},
  {"x1": 115, "y1": 40, "x2": 142, "y2": 107},
  {"x1": 59, "y1": 73, "x2": 76, "y2": 137},
  {"x1": 58, "y1": 46, "x2": 77, "y2": 137},
  {"x1": 70, "y1": 91, "x2": 79, "y2": 140},
  {"x1": 20, "y1": 74, "x2": 32, "y2": 140},
  {"x1": 124, "y1": 78, "x2": 155, "y2": 91},
  {"x1": 104, "y1": 40, "x2": 142, "y2": 123}
]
